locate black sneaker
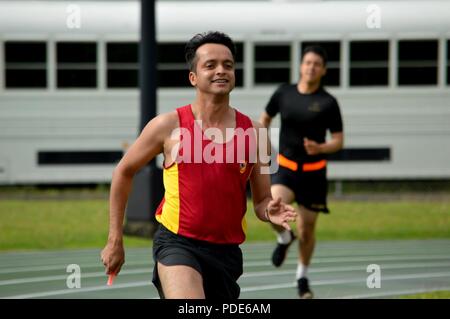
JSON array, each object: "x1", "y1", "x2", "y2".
[
  {"x1": 297, "y1": 277, "x2": 314, "y2": 299},
  {"x1": 271, "y1": 231, "x2": 296, "y2": 267}
]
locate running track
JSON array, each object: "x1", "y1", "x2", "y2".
[{"x1": 1, "y1": 239, "x2": 449, "y2": 299}]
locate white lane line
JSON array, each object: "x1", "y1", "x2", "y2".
[
  {"x1": 240, "y1": 271, "x2": 450, "y2": 293},
  {"x1": 241, "y1": 261, "x2": 450, "y2": 278},
  {"x1": 2, "y1": 261, "x2": 450, "y2": 286},
  {"x1": 2, "y1": 252, "x2": 448, "y2": 274},
  {"x1": 0, "y1": 248, "x2": 149, "y2": 258},
  {"x1": 243, "y1": 241, "x2": 450, "y2": 249},
  {"x1": 241, "y1": 251, "x2": 450, "y2": 262},
  {"x1": 0, "y1": 268, "x2": 152, "y2": 286},
  {"x1": 4, "y1": 268, "x2": 450, "y2": 299},
  {"x1": 1, "y1": 240, "x2": 448, "y2": 265},
  {"x1": 3, "y1": 281, "x2": 154, "y2": 299},
  {"x1": 0, "y1": 262, "x2": 450, "y2": 286},
  {"x1": 0, "y1": 260, "x2": 153, "y2": 274},
  {"x1": 0, "y1": 241, "x2": 450, "y2": 274},
  {"x1": 244, "y1": 254, "x2": 450, "y2": 267},
  {"x1": 0, "y1": 252, "x2": 151, "y2": 266}
]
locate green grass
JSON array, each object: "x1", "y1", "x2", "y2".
[
  {"x1": 399, "y1": 290, "x2": 450, "y2": 299},
  {"x1": 0, "y1": 199, "x2": 449, "y2": 251},
  {"x1": 328, "y1": 180, "x2": 450, "y2": 193},
  {"x1": 245, "y1": 200, "x2": 450, "y2": 241},
  {"x1": 0, "y1": 200, "x2": 150, "y2": 251}
]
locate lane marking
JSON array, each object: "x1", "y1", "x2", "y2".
[
  {"x1": 240, "y1": 271, "x2": 450, "y2": 293},
  {"x1": 244, "y1": 254, "x2": 450, "y2": 267},
  {"x1": 4, "y1": 270, "x2": 450, "y2": 299},
  {"x1": 3, "y1": 281, "x2": 154, "y2": 299},
  {"x1": 2, "y1": 258, "x2": 450, "y2": 286}
]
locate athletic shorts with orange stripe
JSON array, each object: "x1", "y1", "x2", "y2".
[{"x1": 272, "y1": 154, "x2": 329, "y2": 213}]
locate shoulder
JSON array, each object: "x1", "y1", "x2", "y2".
[
  {"x1": 143, "y1": 110, "x2": 179, "y2": 137},
  {"x1": 319, "y1": 88, "x2": 340, "y2": 107},
  {"x1": 233, "y1": 107, "x2": 254, "y2": 128},
  {"x1": 154, "y1": 110, "x2": 179, "y2": 127},
  {"x1": 267, "y1": 84, "x2": 296, "y2": 108},
  {"x1": 268, "y1": 83, "x2": 294, "y2": 97},
  {"x1": 276, "y1": 83, "x2": 295, "y2": 94},
  {"x1": 319, "y1": 87, "x2": 336, "y2": 99}
]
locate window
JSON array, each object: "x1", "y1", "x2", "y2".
[
  {"x1": 301, "y1": 41, "x2": 340, "y2": 86},
  {"x1": 328, "y1": 148, "x2": 390, "y2": 162},
  {"x1": 5, "y1": 41, "x2": 47, "y2": 88},
  {"x1": 447, "y1": 40, "x2": 450, "y2": 85},
  {"x1": 57, "y1": 42, "x2": 97, "y2": 88},
  {"x1": 107, "y1": 42, "x2": 138, "y2": 88},
  {"x1": 350, "y1": 41, "x2": 388, "y2": 86},
  {"x1": 157, "y1": 43, "x2": 190, "y2": 88},
  {"x1": 254, "y1": 44, "x2": 290, "y2": 84},
  {"x1": 38, "y1": 151, "x2": 123, "y2": 165},
  {"x1": 234, "y1": 42, "x2": 244, "y2": 87},
  {"x1": 398, "y1": 40, "x2": 438, "y2": 85},
  {"x1": 157, "y1": 42, "x2": 244, "y2": 88}
]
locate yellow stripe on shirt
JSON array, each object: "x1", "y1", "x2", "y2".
[{"x1": 156, "y1": 163, "x2": 180, "y2": 234}]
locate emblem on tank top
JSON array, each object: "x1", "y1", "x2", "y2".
[
  {"x1": 308, "y1": 102, "x2": 321, "y2": 112},
  {"x1": 239, "y1": 161, "x2": 248, "y2": 174},
  {"x1": 311, "y1": 203, "x2": 325, "y2": 210}
]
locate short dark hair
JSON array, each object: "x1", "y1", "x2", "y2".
[
  {"x1": 184, "y1": 31, "x2": 236, "y2": 71},
  {"x1": 301, "y1": 45, "x2": 328, "y2": 66}
]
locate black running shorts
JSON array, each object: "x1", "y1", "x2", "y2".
[
  {"x1": 152, "y1": 224, "x2": 243, "y2": 299},
  {"x1": 271, "y1": 165, "x2": 329, "y2": 213}
]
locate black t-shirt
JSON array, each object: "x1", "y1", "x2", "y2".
[{"x1": 265, "y1": 84, "x2": 343, "y2": 163}]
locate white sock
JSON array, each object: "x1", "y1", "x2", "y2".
[
  {"x1": 276, "y1": 229, "x2": 292, "y2": 244},
  {"x1": 296, "y1": 263, "x2": 308, "y2": 279}
]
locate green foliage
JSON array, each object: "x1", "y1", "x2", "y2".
[
  {"x1": 245, "y1": 200, "x2": 450, "y2": 241},
  {"x1": 0, "y1": 200, "x2": 150, "y2": 251},
  {"x1": 399, "y1": 290, "x2": 450, "y2": 299},
  {"x1": 0, "y1": 199, "x2": 449, "y2": 251}
]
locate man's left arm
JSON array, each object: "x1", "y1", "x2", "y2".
[
  {"x1": 249, "y1": 121, "x2": 296, "y2": 230},
  {"x1": 304, "y1": 132, "x2": 343, "y2": 156}
]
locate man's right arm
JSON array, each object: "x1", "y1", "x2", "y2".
[
  {"x1": 259, "y1": 111, "x2": 273, "y2": 128},
  {"x1": 101, "y1": 111, "x2": 178, "y2": 275},
  {"x1": 260, "y1": 84, "x2": 284, "y2": 128}
]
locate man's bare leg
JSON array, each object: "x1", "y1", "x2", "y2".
[
  {"x1": 295, "y1": 205, "x2": 319, "y2": 298},
  {"x1": 157, "y1": 263, "x2": 205, "y2": 299},
  {"x1": 270, "y1": 184, "x2": 296, "y2": 266}
]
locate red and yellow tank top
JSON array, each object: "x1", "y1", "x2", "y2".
[{"x1": 155, "y1": 104, "x2": 256, "y2": 244}]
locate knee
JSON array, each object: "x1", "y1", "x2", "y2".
[{"x1": 298, "y1": 225, "x2": 315, "y2": 244}]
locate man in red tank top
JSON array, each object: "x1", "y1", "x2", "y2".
[{"x1": 101, "y1": 31, "x2": 296, "y2": 299}]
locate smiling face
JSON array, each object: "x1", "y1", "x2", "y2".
[
  {"x1": 188, "y1": 43, "x2": 236, "y2": 96},
  {"x1": 300, "y1": 51, "x2": 327, "y2": 86}
]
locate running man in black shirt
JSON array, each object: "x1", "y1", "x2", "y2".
[{"x1": 259, "y1": 45, "x2": 344, "y2": 298}]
